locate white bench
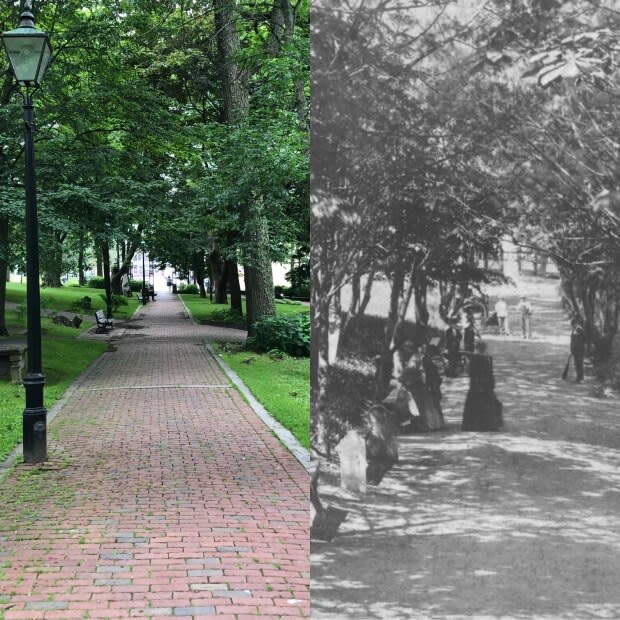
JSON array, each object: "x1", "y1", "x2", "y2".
[{"x1": 94, "y1": 310, "x2": 114, "y2": 333}]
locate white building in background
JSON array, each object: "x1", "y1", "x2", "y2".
[{"x1": 135, "y1": 259, "x2": 290, "y2": 292}]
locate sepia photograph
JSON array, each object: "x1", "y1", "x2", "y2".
[{"x1": 311, "y1": 1, "x2": 620, "y2": 618}]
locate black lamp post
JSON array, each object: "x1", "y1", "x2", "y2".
[
  {"x1": 2, "y1": 2, "x2": 52, "y2": 464},
  {"x1": 141, "y1": 242, "x2": 147, "y2": 305}
]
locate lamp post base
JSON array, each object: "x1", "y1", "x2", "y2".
[{"x1": 23, "y1": 407, "x2": 47, "y2": 463}]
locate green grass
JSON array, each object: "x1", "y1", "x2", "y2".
[
  {"x1": 0, "y1": 296, "x2": 109, "y2": 461},
  {"x1": 181, "y1": 294, "x2": 307, "y2": 326},
  {"x1": 5, "y1": 281, "x2": 139, "y2": 321},
  {"x1": 218, "y1": 345, "x2": 310, "y2": 449},
  {"x1": 0, "y1": 336, "x2": 108, "y2": 461}
]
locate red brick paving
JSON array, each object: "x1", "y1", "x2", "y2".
[{"x1": 0, "y1": 292, "x2": 309, "y2": 619}]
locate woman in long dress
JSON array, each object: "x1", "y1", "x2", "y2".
[
  {"x1": 461, "y1": 341, "x2": 503, "y2": 431},
  {"x1": 402, "y1": 351, "x2": 444, "y2": 432}
]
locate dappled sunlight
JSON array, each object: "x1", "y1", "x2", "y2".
[{"x1": 313, "y1": 313, "x2": 620, "y2": 618}]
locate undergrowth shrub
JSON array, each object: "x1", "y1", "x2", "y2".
[
  {"x1": 179, "y1": 283, "x2": 199, "y2": 294},
  {"x1": 99, "y1": 293, "x2": 128, "y2": 312},
  {"x1": 247, "y1": 312, "x2": 310, "y2": 357},
  {"x1": 71, "y1": 296, "x2": 92, "y2": 312},
  {"x1": 87, "y1": 276, "x2": 105, "y2": 289}
]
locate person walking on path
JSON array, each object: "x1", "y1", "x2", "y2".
[
  {"x1": 570, "y1": 317, "x2": 586, "y2": 382},
  {"x1": 495, "y1": 296, "x2": 510, "y2": 335},
  {"x1": 0, "y1": 294, "x2": 309, "y2": 619},
  {"x1": 461, "y1": 340, "x2": 503, "y2": 431},
  {"x1": 516, "y1": 295, "x2": 533, "y2": 339}
]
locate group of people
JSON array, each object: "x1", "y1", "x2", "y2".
[
  {"x1": 370, "y1": 297, "x2": 588, "y2": 472},
  {"x1": 382, "y1": 340, "x2": 445, "y2": 434},
  {"x1": 493, "y1": 295, "x2": 533, "y2": 339},
  {"x1": 379, "y1": 331, "x2": 503, "y2": 435},
  {"x1": 444, "y1": 313, "x2": 480, "y2": 377}
]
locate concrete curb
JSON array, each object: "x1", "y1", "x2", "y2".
[
  {"x1": 206, "y1": 342, "x2": 311, "y2": 473},
  {"x1": 176, "y1": 293, "x2": 310, "y2": 473},
  {"x1": 0, "y1": 311, "x2": 135, "y2": 482}
]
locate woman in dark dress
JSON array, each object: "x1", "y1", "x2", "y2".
[{"x1": 461, "y1": 341, "x2": 503, "y2": 431}]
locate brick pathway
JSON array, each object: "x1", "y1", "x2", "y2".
[{"x1": 0, "y1": 292, "x2": 309, "y2": 619}]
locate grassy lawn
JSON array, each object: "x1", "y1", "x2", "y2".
[
  {"x1": 5, "y1": 281, "x2": 139, "y2": 321},
  {"x1": 181, "y1": 294, "x2": 308, "y2": 325},
  {"x1": 217, "y1": 345, "x2": 310, "y2": 449},
  {"x1": 0, "y1": 295, "x2": 113, "y2": 461}
]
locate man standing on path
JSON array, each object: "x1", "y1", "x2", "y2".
[
  {"x1": 570, "y1": 318, "x2": 586, "y2": 382},
  {"x1": 495, "y1": 296, "x2": 510, "y2": 335},
  {"x1": 516, "y1": 295, "x2": 533, "y2": 339}
]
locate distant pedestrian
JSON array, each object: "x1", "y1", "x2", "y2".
[
  {"x1": 569, "y1": 318, "x2": 586, "y2": 382},
  {"x1": 516, "y1": 295, "x2": 533, "y2": 339},
  {"x1": 494, "y1": 297, "x2": 510, "y2": 335},
  {"x1": 166, "y1": 276, "x2": 173, "y2": 291},
  {"x1": 444, "y1": 320, "x2": 462, "y2": 377}
]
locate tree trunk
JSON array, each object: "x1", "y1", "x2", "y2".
[
  {"x1": 210, "y1": 246, "x2": 227, "y2": 304},
  {"x1": 192, "y1": 251, "x2": 207, "y2": 298},
  {"x1": 312, "y1": 238, "x2": 332, "y2": 457},
  {"x1": 101, "y1": 240, "x2": 113, "y2": 318},
  {"x1": 41, "y1": 229, "x2": 64, "y2": 288},
  {"x1": 0, "y1": 214, "x2": 10, "y2": 336},
  {"x1": 414, "y1": 270, "x2": 429, "y2": 326},
  {"x1": 78, "y1": 231, "x2": 86, "y2": 286},
  {"x1": 243, "y1": 200, "x2": 276, "y2": 335},
  {"x1": 110, "y1": 236, "x2": 141, "y2": 294},
  {"x1": 214, "y1": 0, "x2": 249, "y2": 125},
  {"x1": 227, "y1": 258, "x2": 242, "y2": 315},
  {"x1": 96, "y1": 253, "x2": 103, "y2": 277},
  {"x1": 215, "y1": 0, "x2": 275, "y2": 333}
]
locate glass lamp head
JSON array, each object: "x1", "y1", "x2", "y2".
[{"x1": 2, "y1": 4, "x2": 51, "y2": 87}]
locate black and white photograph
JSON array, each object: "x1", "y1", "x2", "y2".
[{"x1": 311, "y1": 1, "x2": 620, "y2": 618}]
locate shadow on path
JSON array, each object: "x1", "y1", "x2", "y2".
[{"x1": 312, "y1": 282, "x2": 620, "y2": 619}]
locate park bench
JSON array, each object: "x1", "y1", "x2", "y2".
[
  {"x1": 94, "y1": 309, "x2": 114, "y2": 333},
  {"x1": 138, "y1": 286, "x2": 157, "y2": 303}
]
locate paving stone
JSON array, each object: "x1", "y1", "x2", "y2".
[
  {"x1": 173, "y1": 607, "x2": 216, "y2": 616},
  {"x1": 25, "y1": 601, "x2": 69, "y2": 610}
]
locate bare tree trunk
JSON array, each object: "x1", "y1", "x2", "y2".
[
  {"x1": 78, "y1": 231, "x2": 86, "y2": 286},
  {"x1": 111, "y1": 235, "x2": 141, "y2": 295},
  {"x1": 243, "y1": 200, "x2": 276, "y2": 335},
  {"x1": 227, "y1": 258, "x2": 242, "y2": 315},
  {"x1": 210, "y1": 246, "x2": 227, "y2": 304},
  {"x1": 41, "y1": 229, "x2": 65, "y2": 288}
]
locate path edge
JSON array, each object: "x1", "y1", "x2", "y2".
[
  {"x1": 176, "y1": 292, "x2": 310, "y2": 472},
  {"x1": 206, "y1": 341, "x2": 311, "y2": 473},
  {"x1": 0, "y1": 323, "x2": 131, "y2": 483}
]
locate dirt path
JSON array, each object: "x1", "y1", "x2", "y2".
[{"x1": 311, "y1": 282, "x2": 620, "y2": 620}]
